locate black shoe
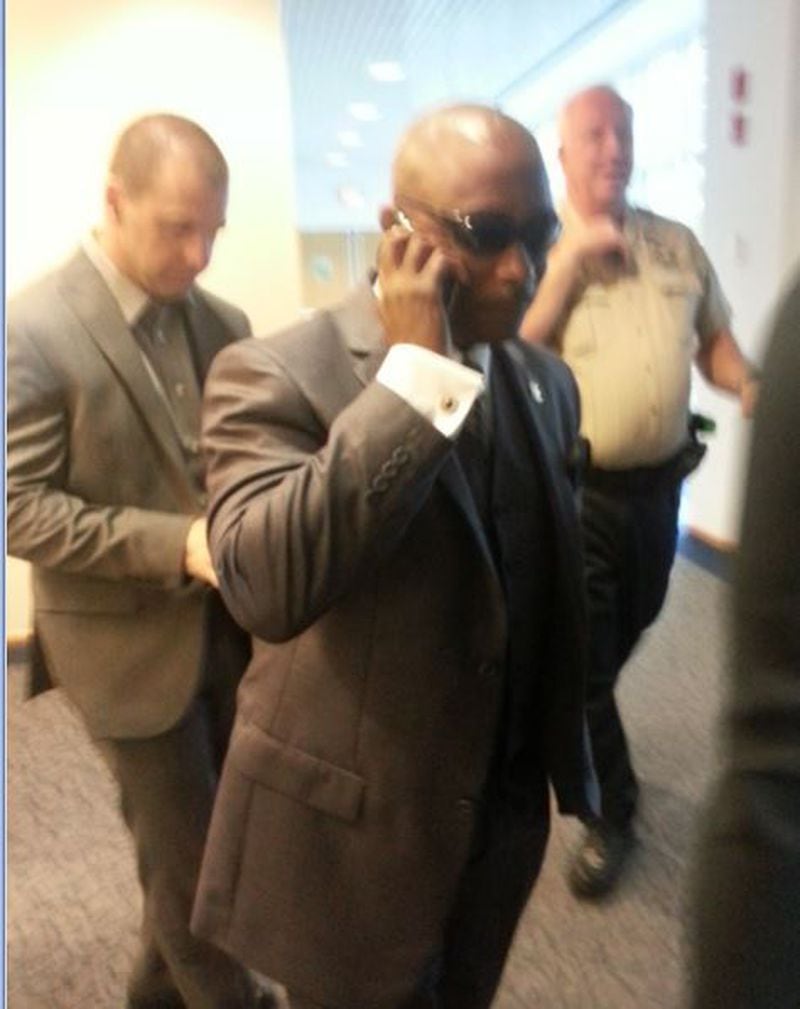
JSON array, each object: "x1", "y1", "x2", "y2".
[
  {"x1": 126, "y1": 995, "x2": 185, "y2": 1009},
  {"x1": 255, "y1": 986, "x2": 280, "y2": 1009},
  {"x1": 127, "y1": 983, "x2": 278, "y2": 1008},
  {"x1": 567, "y1": 820, "x2": 635, "y2": 899}
]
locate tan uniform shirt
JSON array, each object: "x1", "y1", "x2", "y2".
[{"x1": 557, "y1": 205, "x2": 731, "y2": 469}]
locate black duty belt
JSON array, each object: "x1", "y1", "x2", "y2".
[{"x1": 584, "y1": 439, "x2": 707, "y2": 495}]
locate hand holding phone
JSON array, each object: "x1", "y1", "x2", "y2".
[
  {"x1": 394, "y1": 210, "x2": 461, "y2": 313},
  {"x1": 377, "y1": 208, "x2": 461, "y2": 356}
]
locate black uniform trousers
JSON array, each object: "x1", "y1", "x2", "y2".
[{"x1": 580, "y1": 463, "x2": 682, "y2": 827}]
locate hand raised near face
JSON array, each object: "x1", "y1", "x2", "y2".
[
  {"x1": 559, "y1": 215, "x2": 629, "y2": 268},
  {"x1": 520, "y1": 213, "x2": 629, "y2": 344},
  {"x1": 376, "y1": 221, "x2": 466, "y2": 357}
]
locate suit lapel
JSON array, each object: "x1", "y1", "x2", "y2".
[
  {"x1": 330, "y1": 279, "x2": 388, "y2": 389},
  {"x1": 185, "y1": 294, "x2": 232, "y2": 382},
  {"x1": 437, "y1": 454, "x2": 499, "y2": 574},
  {"x1": 273, "y1": 282, "x2": 379, "y2": 432},
  {"x1": 495, "y1": 340, "x2": 576, "y2": 530},
  {"x1": 59, "y1": 251, "x2": 190, "y2": 481}
]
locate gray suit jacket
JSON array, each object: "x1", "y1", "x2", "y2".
[
  {"x1": 690, "y1": 272, "x2": 800, "y2": 1008},
  {"x1": 7, "y1": 248, "x2": 250, "y2": 738},
  {"x1": 192, "y1": 282, "x2": 596, "y2": 1006}
]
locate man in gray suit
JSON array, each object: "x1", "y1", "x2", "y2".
[
  {"x1": 191, "y1": 104, "x2": 598, "y2": 1009},
  {"x1": 7, "y1": 114, "x2": 273, "y2": 1009}
]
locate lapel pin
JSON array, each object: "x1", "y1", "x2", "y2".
[{"x1": 529, "y1": 380, "x2": 545, "y2": 404}]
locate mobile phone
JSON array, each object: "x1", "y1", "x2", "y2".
[
  {"x1": 393, "y1": 209, "x2": 460, "y2": 314},
  {"x1": 394, "y1": 208, "x2": 414, "y2": 233}
]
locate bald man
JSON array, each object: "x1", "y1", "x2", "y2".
[
  {"x1": 191, "y1": 104, "x2": 598, "y2": 1009},
  {"x1": 521, "y1": 85, "x2": 758, "y2": 899},
  {"x1": 8, "y1": 115, "x2": 274, "y2": 1008}
]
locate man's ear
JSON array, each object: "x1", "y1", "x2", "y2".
[
  {"x1": 378, "y1": 205, "x2": 397, "y2": 232},
  {"x1": 105, "y1": 175, "x2": 124, "y2": 223}
]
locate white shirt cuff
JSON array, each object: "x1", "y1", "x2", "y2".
[{"x1": 376, "y1": 343, "x2": 485, "y2": 438}]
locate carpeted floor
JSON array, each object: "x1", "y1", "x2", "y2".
[{"x1": 6, "y1": 554, "x2": 729, "y2": 1008}]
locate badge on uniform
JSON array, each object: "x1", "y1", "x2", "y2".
[
  {"x1": 647, "y1": 238, "x2": 679, "y2": 270},
  {"x1": 529, "y1": 380, "x2": 545, "y2": 404}
]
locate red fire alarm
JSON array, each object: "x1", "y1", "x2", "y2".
[{"x1": 731, "y1": 66, "x2": 749, "y2": 102}]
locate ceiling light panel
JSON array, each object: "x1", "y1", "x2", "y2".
[
  {"x1": 337, "y1": 129, "x2": 364, "y2": 148},
  {"x1": 368, "y1": 61, "x2": 406, "y2": 83},
  {"x1": 348, "y1": 101, "x2": 381, "y2": 122}
]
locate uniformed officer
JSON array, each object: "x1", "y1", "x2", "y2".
[{"x1": 521, "y1": 84, "x2": 759, "y2": 898}]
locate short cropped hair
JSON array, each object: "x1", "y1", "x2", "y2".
[{"x1": 109, "y1": 113, "x2": 228, "y2": 195}]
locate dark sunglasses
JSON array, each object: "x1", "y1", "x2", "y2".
[{"x1": 396, "y1": 195, "x2": 560, "y2": 262}]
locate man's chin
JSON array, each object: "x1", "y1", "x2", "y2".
[
  {"x1": 152, "y1": 282, "x2": 193, "y2": 302},
  {"x1": 598, "y1": 180, "x2": 628, "y2": 206},
  {"x1": 462, "y1": 301, "x2": 526, "y2": 344}
]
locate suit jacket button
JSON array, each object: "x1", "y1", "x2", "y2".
[
  {"x1": 456, "y1": 798, "x2": 475, "y2": 817},
  {"x1": 478, "y1": 661, "x2": 498, "y2": 681}
]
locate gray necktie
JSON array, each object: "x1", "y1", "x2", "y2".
[{"x1": 133, "y1": 301, "x2": 204, "y2": 488}]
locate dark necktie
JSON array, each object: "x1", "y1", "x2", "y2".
[{"x1": 456, "y1": 351, "x2": 493, "y2": 521}]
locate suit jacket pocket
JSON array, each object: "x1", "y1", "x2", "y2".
[
  {"x1": 230, "y1": 718, "x2": 365, "y2": 823},
  {"x1": 34, "y1": 570, "x2": 141, "y2": 614}
]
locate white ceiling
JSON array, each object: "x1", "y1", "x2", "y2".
[{"x1": 280, "y1": 0, "x2": 631, "y2": 231}]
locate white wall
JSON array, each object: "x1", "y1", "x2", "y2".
[
  {"x1": 685, "y1": 0, "x2": 800, "y2": 545},
  {"x1": 6, "y1": 0, "x2": 302, "y2": 641},
  {"x1": 503, "y1": 0, "x2": 704, "y2": 128},
  {"x1": 6, "y1": 560, "x2": 32, "y2": 645}
]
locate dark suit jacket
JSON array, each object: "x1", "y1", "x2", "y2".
[
  {"x1": 7, "y1": 248, "x2": 250, "y2": 739},
  {"x1": 192, "y1": 282, "x2": 597, "y2": 1007},
  {"x1": 690, "y1": 272, "x2": 800, "y2": 1008}
]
